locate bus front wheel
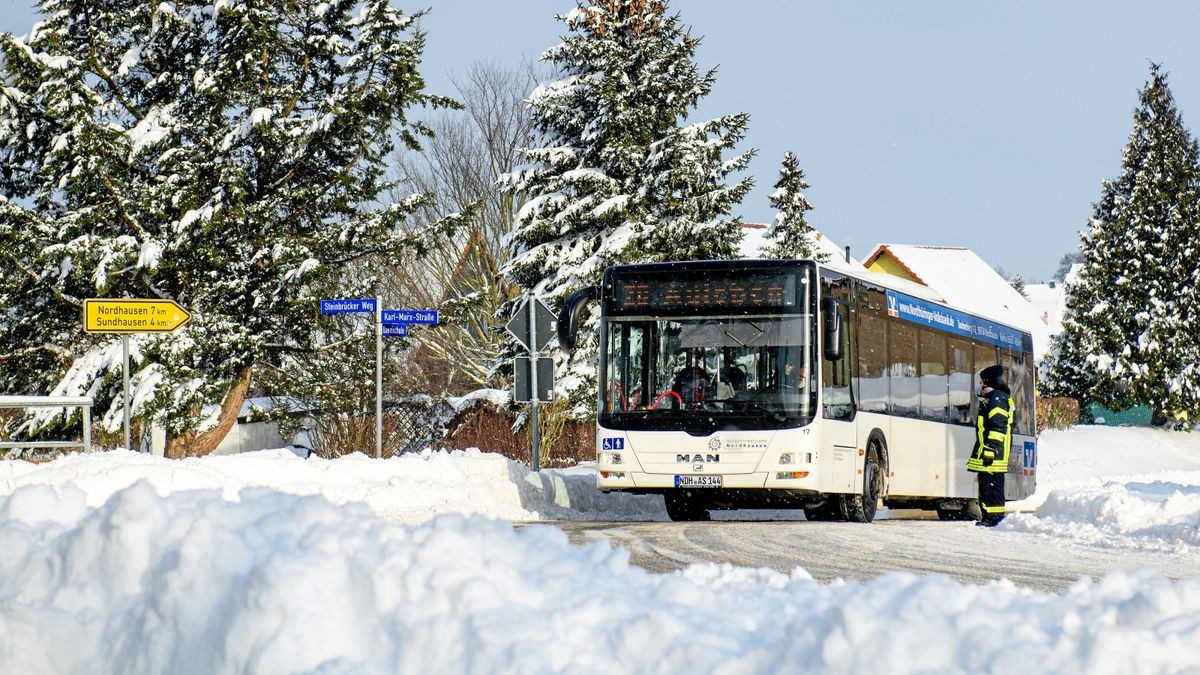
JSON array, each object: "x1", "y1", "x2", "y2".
[
  {"x1": 846, "y1": 444, "x2": 884, "y2": 523},
  {"x1": 664, "y1": 491, "x2": 711, "y2": 521}
]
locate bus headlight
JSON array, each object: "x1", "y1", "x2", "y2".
[
  {"x1": 600, "y1": 452, "x2": 623, "y2": 465},
  {"x1": 778, "y1": 453, "x2": 812, "y2": 466}
]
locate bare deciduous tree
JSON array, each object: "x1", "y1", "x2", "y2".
[{"x1": 388, "y1": 60, "x2": 540, "y2": 395}]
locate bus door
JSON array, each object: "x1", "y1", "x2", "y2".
[{"x1": 821, "y1": 292, "x2": 858, "y2": 493}]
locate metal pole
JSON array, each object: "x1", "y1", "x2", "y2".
[
  {"x1": 83, "y1": 402, "x2": 92, "y2": 453},
  {"x1": 375, "y1": 295, "x2": 383, "y2": 460},
  {"x1": 122, "y1": 335, "x2": 131, "y2": 451},
  {"x1": 529, "y1": 293, "x2": 541, "y2": 472}
]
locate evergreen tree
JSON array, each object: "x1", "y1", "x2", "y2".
[
  {"x1": 762, "y1": 151, "x2": 826, "y2": 261},
  {"x1": 1008, "y1": 273, "x2": 1028, "y2": 299},
  {"x1": 1045, "y1": 64, "x2": 1200, "y2": 420},
  {"x1": 500, "y1": 0, "x2": 754, "y2": 414},
  {"x1": 0, "y1": 0, "x2": 453, "y2": 456}
]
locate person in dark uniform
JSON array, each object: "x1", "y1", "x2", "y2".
[
  {"x1": 673, "y1": 348, "x2": 711, "y2": 408},
  {"x1": 967, "y1": 365, "x2": 1014, "y2": 527}
]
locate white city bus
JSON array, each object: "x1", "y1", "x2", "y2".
[{"x1": 558, "y1": 259, "x2": 1037, "y2": 522}]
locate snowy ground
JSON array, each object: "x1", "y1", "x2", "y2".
[{"x1": 2, "y1": 426, "x2": 1200, "y2": 673}]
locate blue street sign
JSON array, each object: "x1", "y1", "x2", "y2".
[
  {"x1": 382, "y1": 309, "x2": 438, "y2": 325},
  {"x1": 320, "y1": 298, "x2": 376, "y2": 314},
  {"x1": 382, "y1": 324, "x2": 408, "y2": 337}
]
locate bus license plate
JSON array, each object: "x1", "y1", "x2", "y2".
[{"x1": 675, "y1": 475, "x2": 722, "y2": 488}]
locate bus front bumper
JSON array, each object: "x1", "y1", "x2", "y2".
[{"x1": 597, "y1": 470, "x2": 820, "y2": 491}]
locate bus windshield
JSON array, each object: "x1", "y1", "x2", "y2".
[{"x1": 601, "y1": 313, "x2": 818, "y2": 432}]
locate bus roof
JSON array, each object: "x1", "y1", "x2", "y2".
[{"x1": 823, "y1": 262, "x2": 1033, "y2": 340}]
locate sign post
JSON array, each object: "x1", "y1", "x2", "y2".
[
  {"x1": 506, "y1": 294, "x2": 556, "y2": 471},
  {"x1": 379, "y1": 309, "x2": 437, "y2": 458},
  {"x1": 375, "y1": 296, "x2": 383, "y2": 460},
  {"x1": 84, "y1": 298, "x2": 192, "y2": 451},
  {"x1": 320, "y1": 298, "x2": 381, "y2": 457},
  {"x1": 122, "y1": 336, "x2": 130, "y2": 451},
  {"x1": 321, "y1": 300, "x2": 437, "y2": 459}
]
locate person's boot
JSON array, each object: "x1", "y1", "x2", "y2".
[{"x1": 975, "y1": 516, "x2": 1004, "y2": 528}]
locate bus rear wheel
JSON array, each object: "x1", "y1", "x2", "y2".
[{"x1": 664, "y1": 492, "x2": 711, "y2": 521}]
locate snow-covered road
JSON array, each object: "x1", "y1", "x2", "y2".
[{"x1": 553, "y1": 517, "x2": 1200, "y2": 592}]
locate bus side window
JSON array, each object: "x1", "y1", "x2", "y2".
[
  {"x1": 1025, "y1": 357, "x2": 1037, "y2": 434},
  {"x1": 855, "y1": 287, "x2": 888, "y2": 413},
  {"x1": 972, "y1": 343, "x2": 1000, "y2": 421},
  {"x1": 888, "y1": 320, "x2": 919, "y2": 418},
  {"x1": 919, "y1": 328, "x2": 948, "y2": 423},
  {"x1": 948, "y1": 337, "x2": 974, "y2": 425},
  {"x1": 1003, "y1": 349, "x2": 1034, "y2": 435}
]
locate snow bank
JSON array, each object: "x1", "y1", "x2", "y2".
[
  {"x1": 1007, "y1": 478, "x2": 1200, "y2": 553},
  {"x1": 2, "y1": 483, "x2": 1200, "y2": 674},
  {"x1": 0, "y1": 448, "x2": 663, "y2": 524},
  {"x1": 1001, "y1": 426, "x2": 1200, "y2": 553}
]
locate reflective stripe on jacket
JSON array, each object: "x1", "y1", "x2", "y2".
[{"x1": 967, "y1": 389, "x2": 1013, "y2": 474}]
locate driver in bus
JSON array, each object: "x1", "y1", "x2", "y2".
[
  {"x1": 720, "y1": 347, "x2": 747, "y2": 392},
  {"x1": 673, "y1": 348, "x2": 712, "y2": 408},
  {"x1": 780, "y1": 360, "x2": 809, "y2": 391}
]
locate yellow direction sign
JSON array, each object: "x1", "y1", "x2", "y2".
[{"x1": 84, "y1": 299, "x2": 192, "y2": 334}]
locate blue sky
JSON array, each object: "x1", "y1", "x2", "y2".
[{"x1": 4, "y1": 0, "x2": 1199, "y2": 282}]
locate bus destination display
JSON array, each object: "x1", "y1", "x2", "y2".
[{"x1": 614, "y1": 273, "x2": 797, "y2": 312}]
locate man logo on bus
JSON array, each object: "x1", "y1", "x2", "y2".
[
  {"x1": 678, "y1": 454, "x2": 720, "y2": 463},
  {"x1": 886, "y1": 291, "x2": 899, "y2": 318}
]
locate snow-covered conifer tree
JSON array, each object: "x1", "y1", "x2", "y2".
[
  {"x1": 500, "y1": 0, "x2": 754, "y2": 414},
  {"x1": 762, "y1": 150, "x2": 825, "y2": 261},
  {"x1": 1046, "y1": 64, "x2": 1200, "y2": 421},
  {"x1": 1008, "y1": 273, "x2": 1028, "y2": 299},
  {"x1": 0, "y1": 0, "x2": 452, "y2": 456}
]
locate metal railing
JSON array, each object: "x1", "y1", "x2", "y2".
[{"x1": 0, "y1": 396, "x2": 93, "y2": 455}]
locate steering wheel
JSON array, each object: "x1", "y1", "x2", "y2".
[{"x1": 650, "y1": 390, "x2": 682, "y2": 410}]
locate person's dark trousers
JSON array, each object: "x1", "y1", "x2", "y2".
[{"x1": 977, "y1": 472, "x2": 1005, "y2": 526}]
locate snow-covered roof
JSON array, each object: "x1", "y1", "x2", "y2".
[
  {"x1": 1026, "y1": 263, "x2": 1084, "y2": 338},
  {"x1": 1023, "y1": 283, "x2": 1064, "y2": 336},
  {"x1": 739, "y1": 223, "x2": 866, "y2": 274},
  {"x1": 862, "y1": 243, "x2": 1052, "y2": 358}
]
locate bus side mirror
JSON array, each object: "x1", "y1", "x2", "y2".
[
  {"x1": 822, "y1": 297, "x2": 844, "y2": 361},
  {"x1": 558, "y1": 285, "x2": 599, "y2": 351}
]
